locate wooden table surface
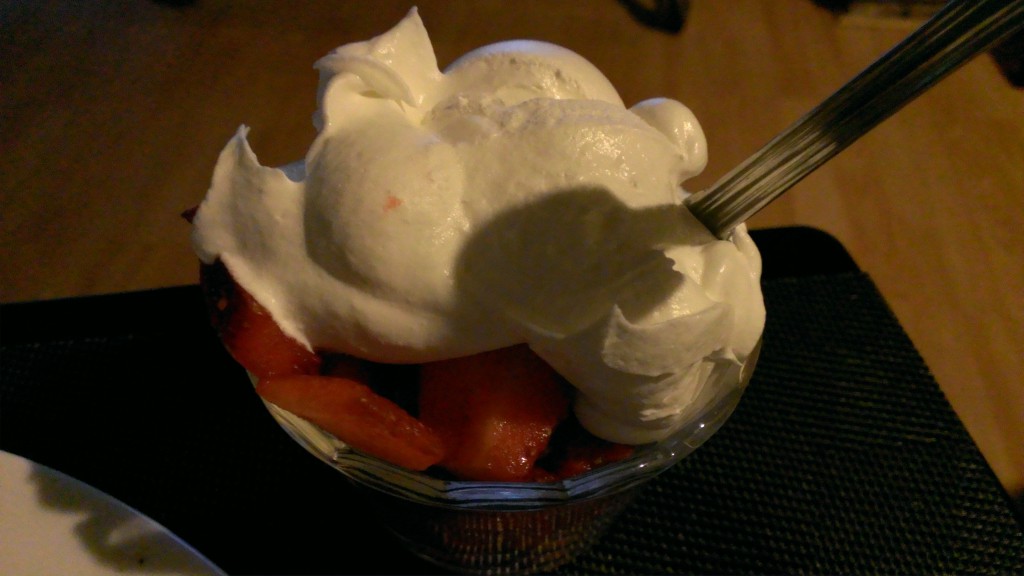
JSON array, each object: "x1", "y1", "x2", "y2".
[{"x1": 2, "y1": 0, "x2": 1021, "y2": 504}]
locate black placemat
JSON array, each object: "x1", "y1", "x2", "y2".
[
  {"x1": 2, "y1": 227, "x2": 1021, "y2": 574},
  {"x1": 567, "y1": 271, "x2": 1024, "y2": 574}
]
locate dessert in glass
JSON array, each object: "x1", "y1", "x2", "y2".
[{"x1": 185, "y1": 8, "x2": 765, "y2": 574}]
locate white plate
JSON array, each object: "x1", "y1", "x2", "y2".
[{"x1": 0, "y1": 450, "x2": 226, "y2": 576}]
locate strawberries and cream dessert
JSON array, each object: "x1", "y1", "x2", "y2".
[{"x1": 188, "y1": 8, "x2": 765, "y2": 482}]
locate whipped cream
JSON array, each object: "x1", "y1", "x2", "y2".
[{"x1": 191, "y1": 7, "x2": 766, "y2": 445}]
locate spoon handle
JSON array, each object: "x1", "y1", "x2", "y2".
[{"x1": 685, "y1": 0, "x2": 1024, "y2": 239}]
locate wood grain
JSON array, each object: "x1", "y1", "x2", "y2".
[{"x1": 2, "y1": 0, "x2": 1020, "y2": 500}]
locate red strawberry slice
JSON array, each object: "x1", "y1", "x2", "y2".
[
  {"x1": 543, "y1": 417, "x2": 635, "y2": 480},
  {"x1": 418, "y1": 345, "x2": 571, "y2": 482},
  {"x1": 256, "y1": 374, "x2": 445, "y2": 471},
  {"x1": 181, "y1": 205, "x2": 199, "y2": 224},
  {"x1": 319, "y1": 352, "x2": 370, "y2": 380},
  {"x1": 200, "y1": 260, "x2": 321, "y2": 379}
]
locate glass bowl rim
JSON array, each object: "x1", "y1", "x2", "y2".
[{"x1": 252, "y1": 339, "x2": 759, "y2": 511}]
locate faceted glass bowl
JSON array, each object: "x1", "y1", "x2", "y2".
[{"x1": 252, "y1": 341, "x2": 759, "y2": 574}]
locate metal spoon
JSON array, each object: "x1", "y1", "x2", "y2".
[{"x1": 685, "y1": 0, "x2": 1024, "y2": 239}]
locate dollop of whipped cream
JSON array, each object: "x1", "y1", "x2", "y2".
[{"x1": 191, "y1": 7, "x2": 766, "y2": 445}]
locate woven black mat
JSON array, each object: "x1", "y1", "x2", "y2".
[{"x1": 2, "y1": 227, "x2": 1022, "y2": 574}]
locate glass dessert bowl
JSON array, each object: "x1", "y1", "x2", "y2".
[
  {"x1": 250, "y1": 340, "x2": 759, "y2": 575},
  {"x1": 185, "y1": 9, "x2": 769, "y2": 574}
]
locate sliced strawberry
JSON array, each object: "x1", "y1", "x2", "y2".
[
  {"x1": 542, "y1": 417, "x2": 636, "y2": 480},
  {"x1": 181, "y1": 205, "x2": 199, "y2": 224},
  {"x1": 256, "y1": 374, "x2": 445, "y2": 471},
  {"x1": 418, "y1": 345, "x2": 571, "y2": 482},
  {"x1": 200, "y1": 260, "x2": 321, "y2": 379},
  {"x1": 319, "y1": 352, "x2": 369, "y2": 380}
]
